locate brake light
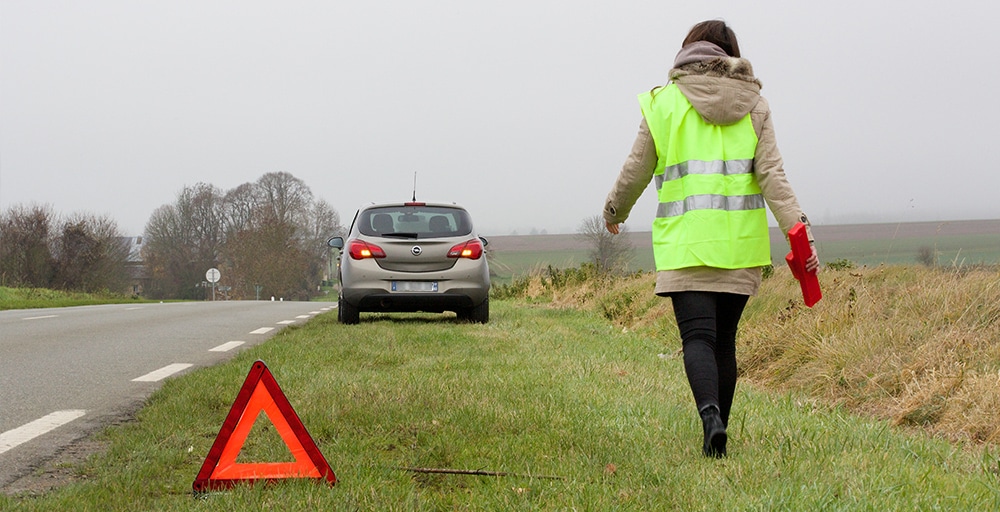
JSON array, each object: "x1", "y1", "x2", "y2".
[
  {"x1": 404, "y1": 201, "x2": 426, "y2": 206},
  {"x1": 447, "y1": 239, "x2": 484, "y2": 259},
  {"x1": 348, "y1": 240, "x2": 386, "y2": 259}
]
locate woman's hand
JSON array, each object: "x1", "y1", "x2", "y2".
[
  {"x1": 606, "y1": 222, "x2": 620, "y2": 235},
  {"x1": 805, "y1": 246, "x2": 820, "y2": 272}
]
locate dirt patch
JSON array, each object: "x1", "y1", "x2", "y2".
[
  {"x1": 2, "y1": 405, "x2": 142, "y2": 497},
  {"x1": 2, "y1": 438, "x2": 109, "y2": 497}
]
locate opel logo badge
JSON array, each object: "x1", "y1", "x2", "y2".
[{"x1": 411, "y1": 246, "x2": 422, "y2": 256}]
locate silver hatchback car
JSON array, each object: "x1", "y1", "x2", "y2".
[{"x1": 328, "y1": 201, "x2": 490, "y2": 324}]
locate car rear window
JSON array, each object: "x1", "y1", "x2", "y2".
[{"x1": 358, "y1": 206, "x2": 473, "y2": 238}]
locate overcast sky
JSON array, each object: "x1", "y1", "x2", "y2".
[{"x1": 2, "y1": 1, "x2": 998, "y2": 236}]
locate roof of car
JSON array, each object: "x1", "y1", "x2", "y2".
[{"x1": 359, "y1": 201, "x2": 468, "y2": 210}]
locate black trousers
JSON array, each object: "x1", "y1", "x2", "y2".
[{"x1": 668, "y1": 291, "x2": 750, "y2": 426}]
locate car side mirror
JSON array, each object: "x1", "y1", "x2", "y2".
[
  {"x1": 479, "y1": 236, "x2": 489, "y2": 247},
  {"x1": 327, "y1": 236, "x2": 344, "y2": 249}
]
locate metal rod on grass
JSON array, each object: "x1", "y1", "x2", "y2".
[{"x1": 395, "y1": 466, "x2": 565, "y2": 480}]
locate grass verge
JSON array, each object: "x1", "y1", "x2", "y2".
[
  {"x1": 3, "y1": 298, "x2": 1000, "y2": 509},
  {"x1": 0, "y1": 287, "x2": 152, "y2": 310}
]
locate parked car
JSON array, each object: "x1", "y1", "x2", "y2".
[{"x1": 328, "y1": 201, "x2": 490, "y2": 324}]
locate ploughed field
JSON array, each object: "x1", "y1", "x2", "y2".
[{"x1": 485, "y1": 219, "x2": 1000, "y2": 279}]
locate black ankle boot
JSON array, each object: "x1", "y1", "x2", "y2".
[{"x1": 700, "y1": 405, "x2": 727, "y2": 458}]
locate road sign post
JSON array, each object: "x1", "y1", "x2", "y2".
[{"x1": 206, "y1": 268, "x2": 221, "y2": 301}]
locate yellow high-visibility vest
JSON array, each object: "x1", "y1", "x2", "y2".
[{"x1": 639, "y1": 84, "x2": 770, "y2": 270}]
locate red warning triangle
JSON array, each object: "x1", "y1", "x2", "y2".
[{"x1": 193, "y1": 360, "x2": 336, "y2": 492}]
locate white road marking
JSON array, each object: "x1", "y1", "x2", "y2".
[
  {"x1": 0, "y1": 410, "x2": 87, "y2": 455},
  {"x1": 125, "y1": 307, "x2": 144, "y2": 311},
  {"x1": 309, "y1": 311, "x2": 322, "y2": 314},
  {"x1": 209, "y1": 341, "x2": 245, "y2": 352},
  {"x1": 277, "y1": 320, "x2": 296, "y2": 325},
  {"x1": 295, "y1": 315, "x2": 311, "y2": 319},
  {"x1": 23, "y1": 315, "x2": 57, "y2": 321},
  {"x1": 250, "y1": 327, "x2": 274, "y2": 334},
  {"x1": 132, "y1": 363, "x2": 193, "y2": 382}
]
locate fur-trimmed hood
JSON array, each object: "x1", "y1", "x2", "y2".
[{"x1": 666, "y1": 41, "x2": 762, "y2": 125}]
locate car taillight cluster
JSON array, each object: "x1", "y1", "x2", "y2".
[
  {"x1": 447, "y1": 239, "x2": 484, "y2": 259},
  {"x1": 347, "y1": 240, "x2": 386, "y2": 259}
]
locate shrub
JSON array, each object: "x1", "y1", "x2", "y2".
[
  {"x1": 762, "y1": 264, "x2": 774, "y2": 279},
  {"x1": 825, "y1": 258, "x2": 856, "y2": 271}
]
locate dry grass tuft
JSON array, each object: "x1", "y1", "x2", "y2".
[
  {"x1": 507, "y1": 263, "x2": 1000, "y2": 445},
  {"x1": 747, "y1": 264, "x2": 1000, "y2": 444}
]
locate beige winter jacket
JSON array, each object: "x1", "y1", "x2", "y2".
[{"x1": 604, "y1": 43, "x2": 813, "y2": 296}]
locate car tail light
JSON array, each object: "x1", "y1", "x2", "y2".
[
  {"x1": 447, "y1": 239, "x2": 484, "y2": 260},
  {"x1": 347, "y1": 240, "x2": 386, "y2": 259}
]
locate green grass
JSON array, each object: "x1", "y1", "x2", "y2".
[
  {"x1": 811, "y1": 234, "x2": 1000, "y2": 267},
  {"x1": 4, "y1": 301, "x2": 999, "y2": 510},
  {"x1": 0, "y1": 286, "x2": 153, "y2": 310},
  {"x1": 312, "y1": 286, "x2": 338, "y2": 302}
]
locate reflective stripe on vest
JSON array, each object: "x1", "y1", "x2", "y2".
[
  {"x1": 654, "y1": 159, "x2": 753, "y2": 191},
  {"x1": 639, "y1": 84, "x2": 771, "y2": 270},
  {"x1": 656, "y1": 194, "x2": 765, "y2": 218}
]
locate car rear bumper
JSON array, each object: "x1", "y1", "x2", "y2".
[
  {"x1": 340, "y1": 274, "x2": 489, "y2": 313},
  {"x1": 344, "y1": 289, "x2": 486, "y2": 313}
]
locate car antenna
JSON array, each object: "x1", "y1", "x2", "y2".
[{"x1": 412, "y1": 172, "x2": 417, "y2": 201}]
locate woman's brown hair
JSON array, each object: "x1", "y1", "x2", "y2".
[{"x1": 682, "y1": 20, "x2": 740, "y2": 58}]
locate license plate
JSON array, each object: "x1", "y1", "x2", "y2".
[{"x1": 391, "y1": 281, "x2": 438, "y2": 292}]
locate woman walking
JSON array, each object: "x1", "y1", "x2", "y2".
[{"x1": 603, "y1": 20, "x2": 819, "y2": 458}]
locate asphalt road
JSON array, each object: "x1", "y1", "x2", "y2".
[{"x1": 0, "y1": 300, "x2": 335, "y2": 490}]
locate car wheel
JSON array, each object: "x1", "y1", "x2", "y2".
[
  {"x1": 462, "y1": 297, "x2": 489, "y2": 324},
  {"x1": 339, "y1": 295, "x2": 360, "y2": 325}
]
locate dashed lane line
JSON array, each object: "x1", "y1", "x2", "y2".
[
  {"x1": 209, "y1": 341, "x2": 245, "y2": 352},
  {"x1": 0, "y1": 410, "x2": 87, "y2": 455},
  {"x1": 132, "y1": 363, "x2": 193, "y2": 382},
  {"x1": 3, "y1": 309, "x2": 334, "y2": 461}
]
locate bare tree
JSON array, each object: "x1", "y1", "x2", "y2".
[
  {"x1": 227, "y1": 173, "x2": 337, "y2": 298},
  {"x1": 577, "y1": 215, "x2": 633, "y2": 275},
  {"x1": 1, "y1": 205, "x2": 130, "y2": 292},
  {"x1": 143, "y1": 204, "x2": 191, "y2": 299},
  {"x1": 255, "y1": 172, "x2": 313, "y2": 227},
  {"x1": 308, "y1": 199, "x2": 344, "y2": 286},
  {"x1": 309, "y1": 199, "x2": 343, "y2": 242},
  {"x1": 0, "y1": 204, "x2": 55, "y2": 287},
  {"x1": 223, "y1": 218, "x2": 314, "y2": 300},
  {"x1": 184, "y1": 183, "x2": 226, "y2": 261},
  {"x1": 143, "y1": 172, "x2": 341, "y2": 300},
  {"x1": 142, "y1": 184, "x2": 225, "y2": 299},
  {"x1": 222, "y1": 182, "x2": 258, "y2": 235},
  {"x1": 52, "y1": 213, "x2": 130, "y2": 292}
]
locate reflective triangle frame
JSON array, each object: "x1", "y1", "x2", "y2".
[{"x1": 193, "y1": 360, "x2": 336, "y2": 492}]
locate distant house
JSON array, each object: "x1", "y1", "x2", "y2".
[{"x1": 124, "y1": 236, "x2": 150, "y2": 296}]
